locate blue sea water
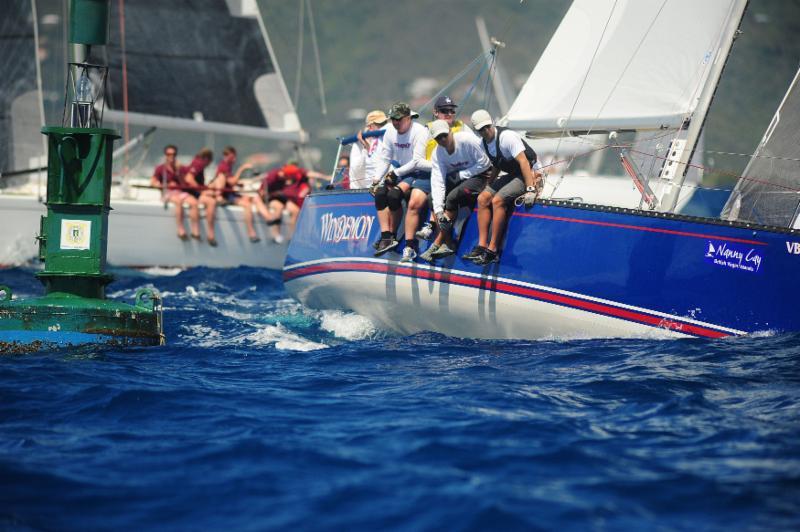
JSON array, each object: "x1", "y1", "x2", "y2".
[{"x1": 1, "y1": 265, "x2": 799, "y2": 531}]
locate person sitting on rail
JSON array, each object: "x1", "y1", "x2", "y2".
[
  {"x1": 207, "y1": 146, "x2": 261, "y2": 243},
  {"x1": 349, "y1": 110, "x2": 388, "y2": 190},
  {"x1": 416, "y1": 95, "x2": 478, "y2": 242},
  {"x1": 418, "y1": 120, "x2": 492, "y2": 263},
  {"x1": 150, "y1": 144, "x2": 201, "y2": 241},
  {"x1": 259, "y1": 163, "x2": 311, "y2": 243},
  {"x1": 468, "y1": 109, "x2": 543, "y2": 265},
  {"x1": 370, "y1": 102, "x2": 431, "y2": 258},
  {"x1": 182, "y1": 147, "x2": 219, "y2": 246}
]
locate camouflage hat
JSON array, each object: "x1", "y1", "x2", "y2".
[{"x1": 388, "y1": 102, "x2": 412, "y2": 120}]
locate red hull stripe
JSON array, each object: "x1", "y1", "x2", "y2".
[
  {"x1": 283, "y1": 262, "x2": 731, "y2": 339},
  {"x1": 514, "y1": 212, "x2": 766, "y2": 246},
  {"x1": 306, "y1": 202, "x2": 374, "y2": 208}
]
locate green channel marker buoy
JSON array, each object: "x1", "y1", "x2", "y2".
[{"x1": 0, "y1": 0, "x2": 164, "y2": 353}]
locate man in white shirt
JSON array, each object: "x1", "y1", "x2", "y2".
[
  {"x1": 370, "y1": 102, "x2": 432, "y2": 256},
  {"x1": 468, "y1": 109, "x2": 543, "y2": 265},
  {"x1": 416, "y1": 120, "x2": 492, "y2": 263}
]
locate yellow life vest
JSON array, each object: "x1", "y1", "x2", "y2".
[{"x1": 425, "y1": 119, "x2": 466, "y2": 160}]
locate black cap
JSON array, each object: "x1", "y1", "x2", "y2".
[{"x1": 434, "y1": 95, "x2": 457, "y2": 110}]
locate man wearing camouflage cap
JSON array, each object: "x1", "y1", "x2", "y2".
[{"x1": 369, "y1": 102, "x2": 431, "y2": 256}]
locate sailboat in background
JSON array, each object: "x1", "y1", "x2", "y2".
[
  {"x1": 0, "y1": 0, "x2": 305, "y2": 269},
  {"x1": 282, "y1": 0, "x2": 800, "y2": 339}
]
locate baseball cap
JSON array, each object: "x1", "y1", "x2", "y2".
[
  {"x1": 388, "y1": 102, "x2": 420, "y2": 120},
  {"x1": 365, "y1": 110, "x2": 387, "y2": 126},
  {"x1": 434, "y1": 95, "x2": 458, "y2": 110},
  {"x1": 471, "y1": 109, "x2": 493, "y2": 130},
  {"x1": 428, "y1": 119, "x2": 450, "y2": 139}
]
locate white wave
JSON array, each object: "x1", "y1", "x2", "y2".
[
  {"x1": 246, "y1": 323, "x2": 328, "y2": 351},
  {"x1": 184, "y1": 324, "x2": 222, "y2": 346},
  {"x1": 139, "y1": 267, "x2": 183, "y2": 277},
  {"x1": 318, "y1": 309, "x2": 378, "y2": 340}
]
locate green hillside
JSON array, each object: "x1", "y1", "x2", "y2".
[{"x1": 260, "y1": 0, "x2": 800, "y2": 185}]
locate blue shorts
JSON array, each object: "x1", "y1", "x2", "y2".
[{"x1": 399, "y1": 175, "x2": 431, "y2": 194}]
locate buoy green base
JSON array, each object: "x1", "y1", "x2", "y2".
[{"x1": 0, "y1": 287, "x2": 164, "y2": 354}]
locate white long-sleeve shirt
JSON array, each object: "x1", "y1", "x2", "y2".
[
  {"x1": 430, "y1": 131, "x2": 492, "y2": 214},
  {"x1": 349, "y1": 125, "x2": 387, "y2": 189},
  {"x1": 371, "y1": 121, "x2": 431, "y2": 182}
]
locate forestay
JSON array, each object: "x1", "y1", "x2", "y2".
[
  {"x1": 722, "y1": 68, "x2": 800, "y2": 229},
  {"x1": 505, "y1": 0, "x2": 744, "y2": 134}
]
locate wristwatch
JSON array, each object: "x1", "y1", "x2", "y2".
[{"x1": 526, "y1": 186, "x2": 537, "y2": 192}]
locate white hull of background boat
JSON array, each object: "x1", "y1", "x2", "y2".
[{"x1": 0, "y1": 194, "x2": 286, "y2": 269}]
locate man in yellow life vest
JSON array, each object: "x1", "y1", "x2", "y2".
[{"x1": 416, "y1": 95, "x2": 478, "y2": 242}]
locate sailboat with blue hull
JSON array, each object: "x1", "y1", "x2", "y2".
[
  {"x1": 283, "y1": 0, "x2": 800, "y2": 340},
  {"x1": 284, "y1": 193, "x2": 798, "y2": 339}
]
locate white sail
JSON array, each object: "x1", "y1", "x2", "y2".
[{"x1": 505, "y1": 0, "x2": 743, "y2": 134}]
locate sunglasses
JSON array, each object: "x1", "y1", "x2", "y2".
[
  {"x1": 437, "y1": 108, "x2": 456, "y2": 115},
  {"x1": 435, "y1": 133, "x2": 448, "y2": 142},
  {"x1": 478, "y1": 125, "x2": 492, "y2": 133}
]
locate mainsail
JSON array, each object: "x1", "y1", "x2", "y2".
[
  {"x1": 722, "y1": 68, "x2": 800, "y2": 228},
  {"x1": 95, "y1": 0, "x2": 304, "y2": 142},
  {"x1": 505, "y1": 0, "x2": 744, "y2": 134}
]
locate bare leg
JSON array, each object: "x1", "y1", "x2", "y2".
[
  {"x1": 403, "y1": 187, "x2": 427, "y2": 242},
  {"x1": 476, "y1": 190, "x2": 493, "y2": 248},
  {"x1": 267, "y1": 199, "x2": 284, "y2": 240},
  {"x1": 377, "y1": 208, "x2": 392, "y2": 233},
  {"x1": 170, "y1": 197, "x2": 187, "y2": 238},
  {"x1": 184, "y1": 196, "x2": 201, "y2": 237},
  {"x1": 201, "y1": 192, "x2": 218, "y2": 241},
  {"x1": 487, "y1": 196, "x2": 510, "y2": 252},
  {"x1": 235, "y1": 196, "x2": 257, "y2": 239},
  {"x1": 252, "y1": 194, "x2": 272, "y2": 222},
  {"x1": 390, "y1": 182, "x2": 411, "y2": 234},
  {"x1": 284, "y1": 201, "x2": 301, "y2": 238}
]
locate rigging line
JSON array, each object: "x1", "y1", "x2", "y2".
[
  {"x1": 549, "y1": 0, "x2": 619, "y2": 198},
  {"x1": 482, "y1": 48, "x2": 498, "y2": 111},
  {"x1": 293, "y1": 0, "x2": 305, "y2": 108},
  {"x1": 459, "y1": 55, "x2": 492, "y2": 119},
  {"x1": 701, "y1": 150, "x2": 800, "y2": 163},
  {"x1": 628, "y1": 147, "x2": 800, "y2": 193},
  {"x1": 418, "y1": 51, "x2": 492, "y2": 115},
  {"x1": 582, "y1": 0, "x2": 668, "y2": 139},
  {"x1": 118, "y1": 0, "x2": 130, "y2": 180},
  {"x1": 306, "y1": 0, "x2": 326, "y2": 115}
]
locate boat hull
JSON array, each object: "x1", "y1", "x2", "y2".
[
  {"x1": 283, "y1": 191, "x2": 800, "y2": 339},
  {"x1": 0, "y1": 194, "x2": 286, "y2": 269}
]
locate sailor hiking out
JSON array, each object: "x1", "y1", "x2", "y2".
[
  {"x1": 417, "y1": 119, "x2": 492, "y2": 263},
  {"x1": 370, "y1": 102, "x2": 432, "y2": 256},
  {"x1": 469, "y1": 109, "x2": 543, "y2": 265},
  {"x1": 415, "y1": 95, "x2": 478, "y2": 243}
]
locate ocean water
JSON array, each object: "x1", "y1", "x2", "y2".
[{"x1": 1, "y1": 266, "x2": 798, "y2": 531}]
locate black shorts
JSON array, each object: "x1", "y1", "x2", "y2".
[{"x1": 444, "y1": 175, "x2": 487, "y2": 212}]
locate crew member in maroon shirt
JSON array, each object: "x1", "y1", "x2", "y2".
[
  {"x1": 150, "y1": 144, "x2": 201, "y2": 241},
  {"x1": 182, "y1": 148, "x2": 219, "y2": 246},
  {"x1": 207, "y1": 146, "x2": 264, "y2": 243},
  {"x1": 258, "y1": 163, "x2": 310, "y2": 243}
]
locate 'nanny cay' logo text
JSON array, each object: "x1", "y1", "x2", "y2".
[
  {"x1": 320, "y1": 212, "x2": 375, "y2": 243},
  {"x1": 704, "y1": 241, "x2": 762, "y2": 273}
]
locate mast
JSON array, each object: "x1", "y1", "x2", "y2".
[{"x1": 660, "y1": 0, "x2": 749, "y2": 212}]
